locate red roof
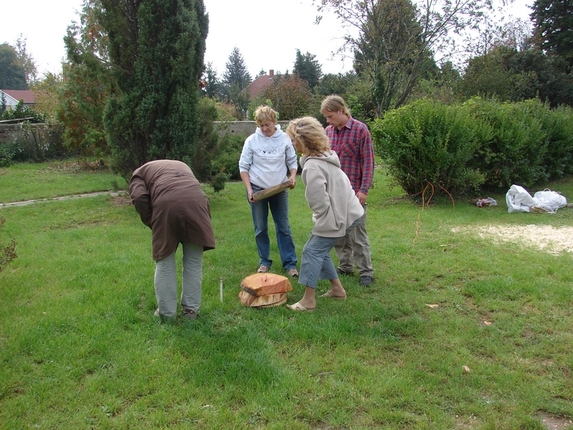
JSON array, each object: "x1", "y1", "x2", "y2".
[
  {"x1": 245, "y1": 70, "x2": 275, "y2": 99},
  {"x1": 1, "y1": 89, "x2": 36, "y2": 104}
]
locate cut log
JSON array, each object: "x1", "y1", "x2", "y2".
[
  {"x1": 252, "y1": 181, "x2": 291, "y2": 201},
  {"x1": 238, "y1": 290, "x2": 288, "y2": 308},
  {"x1": 240, "y1": 273, "x2": 293, "y2": 297}
]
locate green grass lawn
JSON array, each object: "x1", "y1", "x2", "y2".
[{"x1": 1, "y1": 161, "x2": 573, "y2": 429}]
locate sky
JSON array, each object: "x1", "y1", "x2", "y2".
[{"x1": 0, "y1": 0, "x2": 534, "y2": 79}]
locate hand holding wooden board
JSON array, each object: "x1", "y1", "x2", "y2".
[{"x1": 252, "y1": 180, "x2": 291, "y2": 201}]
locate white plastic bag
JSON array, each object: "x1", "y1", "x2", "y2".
[
  {"x1": 506, "y1": 185, "x2": 568, "y2": 213},
  {"x1": 533, "y1": 189, "x2": 567, "y2": 213},
  {"x1": 506, "y1": 185, "x2": 535, "y2": 213}
]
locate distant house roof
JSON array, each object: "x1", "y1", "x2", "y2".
[
  {"x1": 245, "y1": 70, "x2": 275, "y2": 99},
  {"x1": 1, "y1": 89, "x2": 36, "y2": 107}
]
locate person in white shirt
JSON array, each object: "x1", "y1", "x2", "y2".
[{"x1": 238, "y1": 106, "x2": 299, "y2": 277}]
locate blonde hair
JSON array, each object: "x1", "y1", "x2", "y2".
[
  {"x1": 320, "y1": 94, "x2": 351, "y2": 116},
  {"x1": 254, "y1": 105, "x2": 277, "y2": 125},
  {"x1": 286, "y1": 117, "x2": 330, "y2": 157}
]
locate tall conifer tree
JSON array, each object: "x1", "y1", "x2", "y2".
[{"x1": 101, "y1": 0, "x2": 208, "y2": 180}]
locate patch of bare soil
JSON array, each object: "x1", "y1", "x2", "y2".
[
  {"x1": 111, "y1": 193, "x2": 132, "y2": 207},
  {"x1": 537, "y1": 411, "x2": 573, "y2": 430},
  {"x1": 452, "y1": 224, "x2": 573, "y2": 255}
]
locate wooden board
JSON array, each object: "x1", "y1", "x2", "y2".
[
  {"x1": 240, "y1": 273, "x2": 293, "y2": 297},
  {"x1": 252, "y1": 181, "x2": 291, "y2": 201}
]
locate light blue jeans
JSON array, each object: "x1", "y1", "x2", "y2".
[
  {"x1": 154, "y1": 242, "x2": 203, "y2": 317},
  {"x1": 299, "y1": 217, "x2": 361, "y2": 288},
  {"x1": 249, "y1": 186, "x2": 297, "y2": 271}
]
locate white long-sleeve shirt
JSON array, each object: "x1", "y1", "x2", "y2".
[{"x1": 238, "y1": 125, "x2": 298, "y2": 189}]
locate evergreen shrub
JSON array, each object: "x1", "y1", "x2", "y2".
[
  {"x1": 372, "y1": 98, "x2": 486, "y2": 198},
  {"x1": 372, "y1": 98, "x2": 573, "y2": 199},
  {"x1": 463, "y1": 98, "x2": 548, "y2": 189}
]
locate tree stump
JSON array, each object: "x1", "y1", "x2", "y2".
[{"x1": 238, "y1": 273, "x2": 293, "y2": 308}]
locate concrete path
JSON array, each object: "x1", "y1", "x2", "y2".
[{"x1": 0, "y1": 191, "x2": 128, "y2": 209}]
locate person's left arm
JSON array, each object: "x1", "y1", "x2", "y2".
[
  {"x1": 357, "y1": 125, "x2": 375, "y2": 204},
  {"x1": 285, "y1": 138, "x2": 298, "y2": 189}
]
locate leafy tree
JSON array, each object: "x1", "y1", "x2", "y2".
[
  {"x1": 59, "y1": 0, "x2": 113, "y2": 157},
  {"x1": 101, "y1": 0, "x2": 209, "y2": 180},
  {"x1": 14, "y1": 35, "x2": 38, "y2": 84},
  {"x1": 353, "y1": 0, "x2": 426, "y2": 114},
  {"x1": 222, "y1": 47, "x2": 251, "y2": 119},
  {"x1": 459, "y1": 45, "x2": 573, "y2": 107},
  {"x1": 202, "y1": 62, "x2": 222, "y2": 99},
  {"x1": 531, "y1": 0, "x2": 573, "y2": 71},
  {"x1": 313, "y1": 72, "x2": 359, "y2": 96},
  {"x1": 0, "y1": 43, "x2": 27, "y2": 89},
  {"x1": 30, "y1": 72, "x2": 63, "y2": 123},
  {"x1": 411, "y1": 61, "x2": 461, "y2": 104},
  {"x1": 459, "y1": 46, "x2": 516, "y2": 101},
  {"x1": 464, "y1": 15, "x2": 534, "y2": 58},
  {"x1": 293, "y1": 49, "x2": 322, "y2": 90},
  {"x1": 222, "y1": 47, "x2": 251, "y2": 92},
  {"x1": 314, "y1": 0, "x2": 492, "y2": 116},
  {"x1": 261, "y1": 75, "x2": 312, "y2": 120}
]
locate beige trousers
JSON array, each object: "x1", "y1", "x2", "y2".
[{"x1": 334, "y1": 208, "x2": 374, "y2": 277}]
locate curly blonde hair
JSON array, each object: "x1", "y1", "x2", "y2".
[{"x1": 286, "y1": 117, "x2": 331, "y2": 157}]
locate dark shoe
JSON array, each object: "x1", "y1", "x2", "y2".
[
  {"x1": 359, "y1": 276, "x2": 374, "y2": 286},
  {"x1": 183, "y1": 308, "x2": 197, "y2": 320},
  {"x1": 337, "y1": 268, "x2": 354, "y2": 276}
]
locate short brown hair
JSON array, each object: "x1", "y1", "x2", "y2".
[
  {"x1": 320, "y1": 95, "x2": 351, "y2": 116},
  {"x1": 286, "y1": 117, "x2": 330, "y2": 157}
]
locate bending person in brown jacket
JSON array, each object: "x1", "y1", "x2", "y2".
[{"x1": 130, "y1": 160, "x2": 216, "y2": 322}]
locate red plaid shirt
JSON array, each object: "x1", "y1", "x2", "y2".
[{"x1": 325, "y1": 117, "x2": 374, "y2": 195}]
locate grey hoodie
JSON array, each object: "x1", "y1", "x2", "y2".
[{"x1": 300, "y1": 151, "x2": 364, "y2": 237}]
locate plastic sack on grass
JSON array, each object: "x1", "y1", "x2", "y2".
[
  {"x1": 506, "y1": 184, "x2": 567, "y2": 213},
  {"x1": 533, "y1": 189, "x2": 567, "y2": 213},
  {"x1": 506, "y1": 185, "x2": 536, "y2": 213}
]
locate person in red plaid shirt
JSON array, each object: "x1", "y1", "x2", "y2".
[{"x1": 321, "y1": 95, "x2": 375, "y2": 286}]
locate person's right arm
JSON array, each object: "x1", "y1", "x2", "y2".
[
  {"x1": 238, "y1": 137, "x2": 255, "y2": 202},
  {"x1": 129, "y1": 175, "x2": 152, "y2": 227},
  {"x1": 240, "y1": 171, "x2": 255, "y2": 202}
]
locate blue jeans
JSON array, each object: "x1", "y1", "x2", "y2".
[
  {"x1": 249, "y1": 185, "x2": 297, "y2": 270},
  {"x1": 299, "y1": 217, "x2": 361, "y2": 288}
]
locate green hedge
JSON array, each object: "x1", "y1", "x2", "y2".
[{"x1": 372, "y1": 98, "x2": 573, "y2": 198}]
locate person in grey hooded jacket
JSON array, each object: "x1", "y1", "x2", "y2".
[{"x1": 284, "y1": 117, "x2": 364, "y2": 311}]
